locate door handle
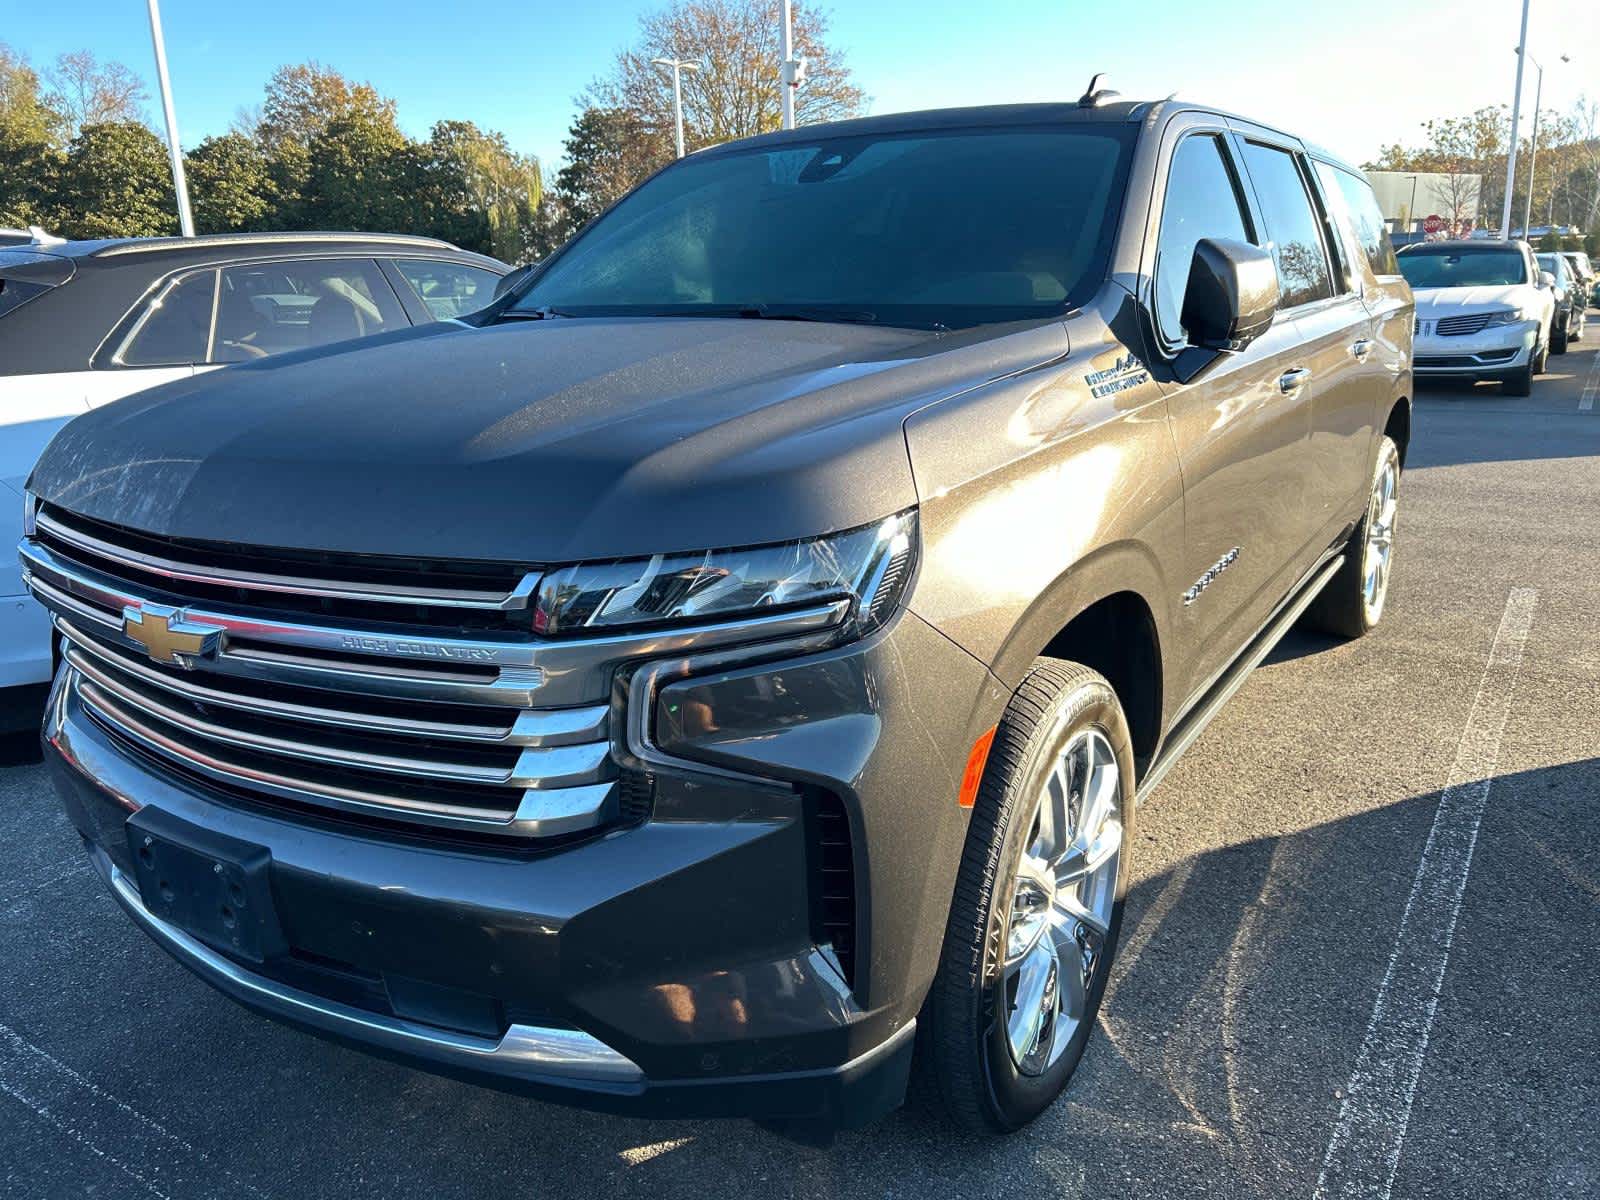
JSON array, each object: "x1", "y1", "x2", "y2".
[
  {"x1": 1351, "y1": 338, "x2": 1375, "y2": 361},
  {"x1": 1278, "y1": 367, "x2": 1311, "y2": 395}
]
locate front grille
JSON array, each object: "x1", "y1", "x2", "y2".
[
  {"x1": 23, "y1": 513, "x2": 625, "y2": 842},
  {"x1": 1436, "y1": 312, "x2": 1494, "y2": 337},
  {"x1": 34, "y1": 504, "x2": 537, "y2": 632}
]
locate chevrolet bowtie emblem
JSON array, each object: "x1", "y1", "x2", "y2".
[{"x1": 121, "y1": 604, "x2": 225, "y2": 668}]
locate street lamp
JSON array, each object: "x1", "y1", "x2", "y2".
[
  {"x1": 651, "y1": 54, "x2": 700, "y2": 159},
  {"x1": 1500, "y1": 0, "x2": 1531, "y2": 239},
  {"x1": 146, "y1": 0, "x2": 194, "y2": 236},
  {"x1": 1521, "y1": 50, "x2": 1572, "y2": 240}
]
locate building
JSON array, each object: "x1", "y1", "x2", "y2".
[{"x1": 1365, "y1": 170, "x2": 1483, "y2": 237}]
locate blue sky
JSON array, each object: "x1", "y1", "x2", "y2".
[{"x1": 7, "y1": 0, "x2": 1597, "y2": 173}]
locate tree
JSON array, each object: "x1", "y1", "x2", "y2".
[
  {"x1": 591, "y1": 0, "x2": 865, "y2": 151},
  {"x1": 424, "y1": 120, "x2": 542, "y2": 261},
  {"x1": 0, "y1": 42, "x2": 66, "y2": 226},
  {"x1": 43, "y1": 50, "x2": 147, "y2": 141},
  {"x1": 1372, "y1": 106, "x2": 1506, "y2": 232},
  {"x1": 256, "y1": 63, "x2": 404, "y2": 221},
  {"x1": 185, "y1": 132, "x2": 276, "y2": 232},
  {"x1": 56, "y1": 121, "x2": 176, "y2": 238},
  {"x1": 554, "y1": 106, "x2": 668, "y2": 233}
]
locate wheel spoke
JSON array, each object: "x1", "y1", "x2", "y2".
[
  {"x1": 1054, "y1": 887, "x2": 1111, "y2": 940},
  {"x1": 1007, "y1": 939, "x2": 1057, "y2": 1066}
]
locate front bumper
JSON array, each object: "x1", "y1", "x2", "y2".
[
  {"x1": 1412, "y1": 318, "x2": 1538, "y2": 376},
  {"x1": 44, "y1": 605, "x2": 999, "y2": 1124}
]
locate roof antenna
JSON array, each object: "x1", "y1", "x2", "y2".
[{"x1": 1078, "y1": 73, "x2": 1121, "y2": 108}]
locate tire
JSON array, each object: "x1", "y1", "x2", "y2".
[
  {"x1": 1502, "y1": 360, "x2": 1534, "y2": 397},
  {"x1": 1533, "y1": 337, "x2": 1549, "y2": 375},
  {"x1": 918, "y1": 659, "x2": 1134, "y2": 1133},
  {"x1": 1552, "y1": 318, "x2": 1569, "y2": 355},
  {"x1": 1302, "y1": 434, "x2": 1400, "y2": 639}
]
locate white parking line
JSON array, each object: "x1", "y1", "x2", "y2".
[
  {"x1": 1580, "y1": 345, "x2": 1600, "y2": 412},
  {"x1": 0, "y1": 1022, "x2": 268, "y2": 1199},
  {"x1": 1312, "y1": 586, "x2": 1538, "y2": 1200}
]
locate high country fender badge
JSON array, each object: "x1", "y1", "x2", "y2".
[
  {"x1": 122, "y1": 604, "x2": 226, "y2": 667},
  {"x1": 1084, "y1": 353, "x2": 1151, "y2": 399},
  {"x1": 1183, "y1": 547, "x2": 1241, "y2": 606}
]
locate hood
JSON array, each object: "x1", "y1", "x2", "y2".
[
  {"x1": 1412, "y1": 283, "x2": 1534, "y2": 317},
  {"x1": 29, "y1": 315, "x2": 1066, "y2": 563}
]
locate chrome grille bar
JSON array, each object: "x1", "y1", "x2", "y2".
[
  {"x1": 23, "y1": 514, "x2": 847, "y2": 843},
  {"x1": 36, "y1": 507, "x2": 538, "y2": 611}
]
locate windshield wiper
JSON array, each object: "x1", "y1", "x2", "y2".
[
  {"x1": 734, "y1": 304, "x2": 880, "y2": 325},
  {"x1": 496, "y1": 305, "x2": 572, "y2": 321}
]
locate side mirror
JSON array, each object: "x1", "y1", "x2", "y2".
[
  {"x1": 1181, "y1": 238, "x2": 1279, "y2": 354},
  {"x1": 1537, "y1": 270, "x2": 1556, "y2": 290}
]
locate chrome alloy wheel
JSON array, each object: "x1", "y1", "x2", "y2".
[
  {"x1": 1361, "y1": 447, "x2": 1399, "y2": 624},
  {"x1": 1000, "y1": 728, "x2": 1123, "y2": 1076}
]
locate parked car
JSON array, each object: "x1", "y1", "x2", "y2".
[
  {"x1": 23, "y1": 95, "x2": 1411, "y2": 1137},
  {"x1": 1397, "y1": 239, "x2": 1554, "y2": 395},
  {"x1": 1562, "y1": 250, "x2": 1595, "y2": 299},
  {"x1": 1537, "y1": 252, "x2": 1586, "y2": 352},
  {"x1": 0, "y1": 231, "x2": 507, "y2": 725}
]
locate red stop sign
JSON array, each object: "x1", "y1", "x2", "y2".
[{"x1": 1422, "y1": 214, "x2": 1445, "y2": 234}]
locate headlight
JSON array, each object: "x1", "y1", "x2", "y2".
[
  {"x1": 534, "y1": 510, "x2": 917, "y2": 638},
  {"x1": 1481, "y1": 308, "x2": 1528, "y2": 327}
]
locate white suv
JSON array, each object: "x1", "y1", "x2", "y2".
[{"x1": 1397, "y1": 239, "x2": 1555, "y2": 396}]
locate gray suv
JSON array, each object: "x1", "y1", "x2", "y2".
[{"x1": 23, "y1": 94, "x2": 1412, "y2": 1137}]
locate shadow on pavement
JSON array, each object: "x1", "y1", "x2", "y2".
[{"x1": 4, "y1": 756, "x2": 1595, "y2": 1198}]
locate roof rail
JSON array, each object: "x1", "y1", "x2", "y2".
[{"x1": 90, "y1": 231, "x2": 458, "y2": 258}]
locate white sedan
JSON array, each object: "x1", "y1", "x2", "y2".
[{"x1": 1397, "y1": 239, "x2": 1555, "y2": 396}]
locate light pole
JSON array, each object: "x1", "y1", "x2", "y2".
[
  {"x1": 651, "y1": 55, "x2": 700, "y2": 159},
  {"x1": 1500, "y1": 0, "x2": 1532, "y2": 239},
  {"x1": 1406, "y1": 174, "x2": 1419, "y2": 233},
  {"x1": 779, "y1": 0, "x2": 796, "y2": 131},
  {"x1": 1521, "y1": 51, "x2": 1571, "y2": 240},
  {"x1": 146, "y1": 0, "x2": 194, "y2": 236}
]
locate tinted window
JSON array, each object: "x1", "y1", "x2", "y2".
[
  {"x1": 120, "y1": 270, "x2": 216, "y2": 366},
  {"x1": 395, "y1": 259, "x2": 501, "y2": 320},
  {"x1": 1536, "y1": 254, "x2": 1567, "y2": 283},
  {"x1": 1241, "y1": 141, "x2": 1333, "y2": 309},
  {"x1": 1319, "y1": 164, "x2": 1399, "y2": 278},
  {"x1": 0, "y1": 276, "x2": 51, "y2": 319},
  {"x1": 1155, "y1": 135, "x2": 1253, "y2": 345},
  {"x1": 1396, "y1": 248, "x2": 1529, "y2": 289},
  {"x1": 211, "y1": 259, "x2": 406, "y2": 362},
  {"x1": 517, "y1": 127, "x2": 1137, "y2": 330}
]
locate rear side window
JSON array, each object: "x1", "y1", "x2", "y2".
[
  {"x1": 1319, "y1": 163, "x2": 1399, "y2": 278},
  {"x1": 394, "y1": 259, "x2": 501, "y2": 320},
  {"x1": 0, "y1": 276, "x2": 51, "y2": 319},
  {"x1": 211, "y1": 259, "x2": 407, "y2": 362},
  {"x1": 120, "y1": 270, "x2": 218, "y2": 366},
  {"x1": 1240, "y1": 141, "x2": 1333, "y2": 310},
  {"x1": 1154, "y1": 134, "x2": 1254, "y2": 347}
]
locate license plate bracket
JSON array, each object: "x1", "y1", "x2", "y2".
[{"x1": 125, "y1": 807, "x2": 286, "y2": 964}]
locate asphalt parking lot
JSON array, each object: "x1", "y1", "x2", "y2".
[{"x1": 2, "y1": 323, "x2": 1597, "y2": 1200}]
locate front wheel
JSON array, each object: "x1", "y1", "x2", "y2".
[
  {"x1": 1552, "y1": 318, "x2": 1569, "y2": 355},
  {"x1": 1302, "y1": 434, "x2": 1400, "y2": 638},
  {"x1": 918, "y1": 660, "x2": 1133, "y2": 1133},
  {"x1": 1502, "y1": 359, "x2": 1534, "y2": 397}
]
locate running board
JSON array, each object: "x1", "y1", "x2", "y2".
[{"x1": 1136, "y1": 553, "x2": 1345, "y2": 804}]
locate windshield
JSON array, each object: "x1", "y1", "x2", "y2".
[
  {"x1": 1536, "y1": 254, "x2": 1565, "y2": 280},
  {"x1": 1397, "y1": 248, "x2": 1527, "y2": 289},
  {"x1": 514, "y1": 126, "x2": 1135, "y2": 329}
]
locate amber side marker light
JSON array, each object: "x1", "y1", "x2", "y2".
[{"x1": 958, "y1": 726, "x2": 997, "y2": 808}]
